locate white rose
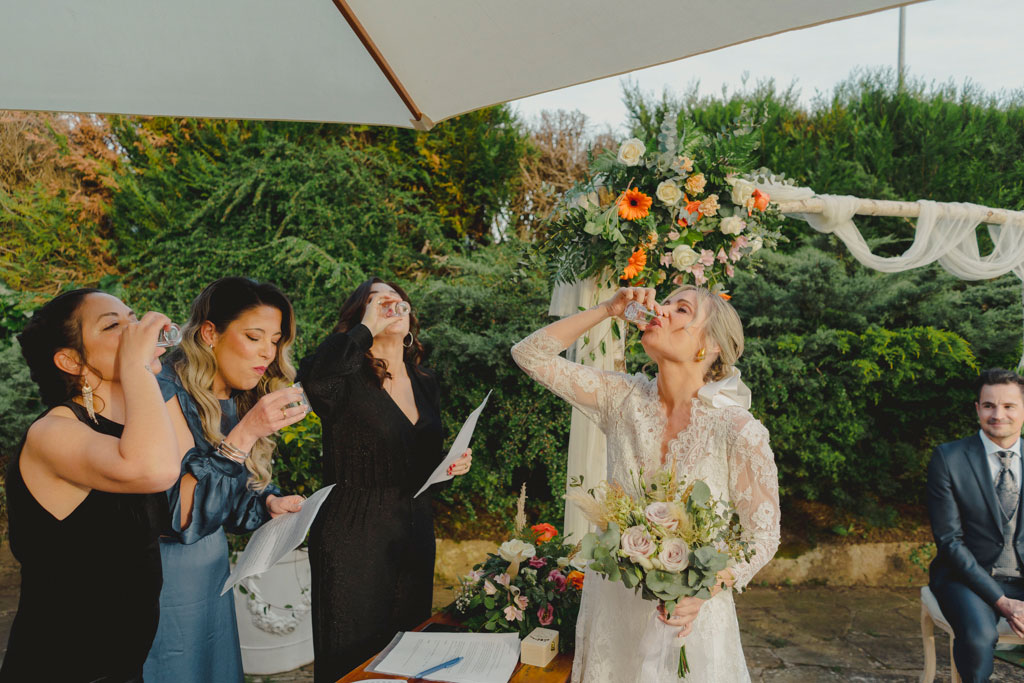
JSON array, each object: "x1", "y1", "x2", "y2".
[
  {"x1": 748, "y1": 236, "x2": 764, "y2": 254},
  {"x1": 620, "y1": 525, "x2": 656, "y2": 562},
  {"x1": 644, "y1": 502, "x2": 680, "y2": 531},
  {"x1": 720, "y1": 216, "x2": 746, "y2": 236},
  {"x1": 570, "y1": 555, "x2": 589, "y2": 571},
  {"x1": 556, "y1": 556, "x2": 570, "y2": 568},
  {"x1": 671, "y1": 245, "x2": 699, "y2": 270},
  {"x1": 658, "y1": 538, "x2": 690, "y2": 572},
  {"x1": 730, "y1": 179, "x2": 754, "y2": 206},
  {"x1": 498, "y1": 539, "x2": 536, "y2": 563},
  {"x1": 656, "y1": 180, "x2": 683, "y2": 206},
  {"x1": 617, "y1": 138, "x2": 646, "y2": 166}
]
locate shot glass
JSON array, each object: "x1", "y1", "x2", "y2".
[
  {"x1": 623, "y1": 301, "x2": 660, "y2": 325},
  {"x1": 156, "y1": 323, "x2": 183, "y2": 348},
  {"x1": 283, "y1": 382, "x2": 311, "y2": 413},
  {"x1": 384, "y1": 301, "x2": 411, "y2": 318}
]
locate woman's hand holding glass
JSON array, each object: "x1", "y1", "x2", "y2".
[
  {"x1": 360, "y1": 291, "x2": 410, "y2": 337},
  {"x1": 118, "y1": 312, "x2": 173, "y2": 376},
  {"x1": 602, "y1": 287, "x2": 665, "y2": 330},
  {"x1": 222, "y1": 386, "x2": 309, "y2": 454}
]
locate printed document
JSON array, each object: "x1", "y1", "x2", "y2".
[
  {"x1": 415, "y1": 391, "x2": 491, "y2": 497},
  {"x1": 368, "y1": 631, "x2": 520, "y2": 683}
]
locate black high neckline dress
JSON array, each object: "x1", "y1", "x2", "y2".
[{"x1": 298, "y1": 324, "x2": 446, "y2": 683}]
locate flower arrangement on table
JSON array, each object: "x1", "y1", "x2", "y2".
[
  {"x1": 451, "y1": 487, "x2": 584, "y2": 653},
  {"x1": 543, "y1": 112, "x2": 787, "y2": 298},
  {"x1": 567, "y1": 469, "x2": 754, "y2": 678}
]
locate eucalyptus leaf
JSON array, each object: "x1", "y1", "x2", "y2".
[{"x1": 690, "y1": 481, "x2": 711, "y2": 506}]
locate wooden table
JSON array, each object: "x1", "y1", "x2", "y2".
[{"x1": 336, "y1": 612, "x2": 572, "y2": 683}]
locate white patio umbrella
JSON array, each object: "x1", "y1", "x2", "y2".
[{"x1": 0, "y1": 0, "x2": 920, "y2": 130}]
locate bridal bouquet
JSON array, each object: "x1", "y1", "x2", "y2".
[
  {"x1": 544, "y1": 111, "x2": 787, "y2": 298},
  {"x1": 451, "y1": 487, "x2": 584, "y2": 652},
  {"x1": 568, "y1": 470, "x2": 754, "y2": 678}
]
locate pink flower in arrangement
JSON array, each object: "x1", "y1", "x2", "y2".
[
  {"x1": 547, "y1": 570, "x2": 568, "y2": 592},
  {"x1": 729, "y1": 235, "x2": 748, "y2": 263},
  {"x1": 672, "y1": 274, "x2": 684, "y2": 286},
  {"x1": 528, "y1": 556, "x2": 547, "y2": 569},
  {"x1": 716, "y1": 248, "x2": 728, "y2": 264},
  {"x1": 467, "y1": 570, "x2": 483, "y2": 582},
  {"x1": 483, "y1": 580, "x2": 497, "y2": 596},
  {"x1": 726, "y1": 264, "x2": 735, "y2": 277},
  {"x1": 667, "y1": 230, "x2": 680, "y2": 241},
  {"x1": 538, "y1": 603, "x2": 555, "y2": 626},
  {"x1": 660, "y1": 252, "x2": 674, "y2": 267},
  {"x1": 689, "y1": 264, "x2": 708, "y2": 286},
  {"x1": 504, "y1": 605, "x2": 524, "y2": 622},
  {"x1": 496, "y1": 573, "x2": 511, "y2": 588},
  {"x1": 699, "y1": 249, "x2": 715, "y2": 267},
  {"x1": 515, "y1": 594, "x2": 529, "y2": 610}
]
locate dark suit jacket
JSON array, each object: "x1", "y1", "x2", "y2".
[{"x1": 927, "y1": 433, "x2": 1024, "y2": 605}]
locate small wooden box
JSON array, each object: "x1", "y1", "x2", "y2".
[{"x1": 520, "y1": 627, "x2": 559, "y2": 667}]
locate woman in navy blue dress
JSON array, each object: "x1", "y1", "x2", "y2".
[{"x1": 143, "y1": 277, "x2": 308, "y2": 683}]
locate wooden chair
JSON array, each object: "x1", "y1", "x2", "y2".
[{"x1": 920, "y1": 585, "x2": 1024, "y2": 683}]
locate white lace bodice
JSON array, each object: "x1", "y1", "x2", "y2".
[{"x1": 511, "y1": 329, "x2": 781, "y2": 681}]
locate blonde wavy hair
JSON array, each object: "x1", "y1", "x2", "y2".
[
  {"x1": 174, "y1": 277, "x2": 296, "y2": 490},
  {"x1": 666, "y1": 285, "x2": 744, "y2": 383}
]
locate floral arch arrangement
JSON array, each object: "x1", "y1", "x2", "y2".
[{"x1": 543, "y1": 114, "x2": 787, "y2": 298}]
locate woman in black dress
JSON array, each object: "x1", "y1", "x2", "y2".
[
  {"x1": 299, "y1": 278, "x2": 472, "y2": 682},
  {"x1": 2, "y1": 289, "x2": 181, "y2": 682}
]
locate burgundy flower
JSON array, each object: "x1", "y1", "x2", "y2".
[
  {"x1": 528, "y1": 556, "x2": 547, "y2": 569},
  {"x1": 547, "y1": 569, "x2": 567, "y2": 592},
  {"x1": 537, "y1": 603, "x2": 554, "y2": 626}
]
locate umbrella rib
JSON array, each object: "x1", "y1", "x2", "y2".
[{"x1": 330, "y1": 0, "x2": 425, "y2": 127}]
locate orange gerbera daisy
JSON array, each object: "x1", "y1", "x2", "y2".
[
  {"x1": 621, "y1": 248, "x2": 647, "y2": 280},
  {"x1": 618, "y1": 188, "x2": 653, "y2": 221}
]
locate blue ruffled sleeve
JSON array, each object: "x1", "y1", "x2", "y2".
[{"x1": 157, "y1": 366, "x2": 280, "y2": 544}]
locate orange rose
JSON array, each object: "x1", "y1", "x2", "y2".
[
  {"x1": 621, "y1": 248, "x2": 647, "y2": 280},
  {"x1": 567, "y1": 570, "x2": 585, "y2": 590},
  {"x1": 752, "y1": 189, "x2": 770, "y2": 212},
  {"x1": 618, "y1": 188, "x2": 653, "y2": 221},
  {"x1": 531, "y1": 523, "x2": 558, "y2": 543}
]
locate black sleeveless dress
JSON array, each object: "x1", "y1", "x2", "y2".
[{"x1": 0, "y1": 402, "x2": 167, "y2": 682}]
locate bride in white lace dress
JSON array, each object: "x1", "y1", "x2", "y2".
[{"x1": 511, "y1": 285, "x2": 780, "y2": 682}]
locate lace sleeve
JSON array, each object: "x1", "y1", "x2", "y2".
[
  {"x1": 726, "y1": 414, "x2": 780, "y2": 590},
  {"x1": 510, "y1": 329, "x2": 627, "y2": 428}
]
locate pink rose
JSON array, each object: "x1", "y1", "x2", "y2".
[
  {"x1": 528, "y1": 556, "x2": 547, "y2": 569},
  {"x1": 620, "y1": 525, "x2": 656, "y2": 566},
  {"x1": 658, "y1": 538, "x2": 690, "y2": 572},
  {"x1": 547, "y1": 570, "x2": 567, "y2": 592},
  {"x1": 644, "y1": 502, "x2": 680, "y2": 531},
  {"x1": 538, "y1": 603, "x2": 554, "y2": 626}
]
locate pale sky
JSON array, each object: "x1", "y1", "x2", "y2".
[{"x1": 510, "y1": 0, "x2": 1024, "y2": 134}]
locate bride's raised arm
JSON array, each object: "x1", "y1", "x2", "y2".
[
  {"x1": 725, "y1": 413, "x2": 781, "y2": 590},
  {"x1": 511, "y1": 286, "x2": 660, "y2": 428}
]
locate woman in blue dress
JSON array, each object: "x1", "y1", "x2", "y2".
[{"x1": 143, "y1": 277, "x2": 309, "y2": 682}]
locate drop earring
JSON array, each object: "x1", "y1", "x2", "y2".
[
  {"x1": 81, "y1": 377, "x2": 98, "y2": 424},
  {"x1": 695, "y1": 347, "x2": 706, "y2": 363}
]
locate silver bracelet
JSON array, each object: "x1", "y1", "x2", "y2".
[{"x1": 217, "y1": 440, "x2": 250, "y2": 464}]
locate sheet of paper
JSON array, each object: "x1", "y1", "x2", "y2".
[
  {"x1": 220, "y1": 484, "x2": 336, "y2": 595},
  {"x1": 368, "y1": 631, "x2": 520, "y2": 683},
  {"x1": 415, "y1": 391, "x2": 491, "y2": 498}
]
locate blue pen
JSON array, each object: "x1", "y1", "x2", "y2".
[{"x1": 413, "y1": 655, "x2": 463, "y2": 679}]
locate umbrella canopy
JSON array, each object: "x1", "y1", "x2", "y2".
[{"x1": 0, "y1": 0, "x2": 920, "y2": 129}]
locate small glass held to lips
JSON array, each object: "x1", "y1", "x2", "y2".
[
  {"x1": 623, "y1": 301, "x2": 661, "y2": 326},
  {"x1": 383, "y1": 301, "x2": 411, "y2": 318},
  {"x1": 156, "y1": 323, "x2": 183, "y2": 348},
  {"x1": 282, "y1": 382, "x2": 311, "y2": 414}
]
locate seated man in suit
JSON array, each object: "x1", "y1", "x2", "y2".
[{"x1": 928, "y1": 368, "x2": 1024, "y2": 682}]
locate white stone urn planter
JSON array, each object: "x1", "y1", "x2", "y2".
[{"x1": 233, "y1": 548, "x2": 314, "y2": 675}]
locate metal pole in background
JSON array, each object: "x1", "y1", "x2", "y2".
[{"x1": 898, "y1": 6, "x2": 907, "y2": 89}]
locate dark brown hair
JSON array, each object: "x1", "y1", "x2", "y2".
[
  {"x1": 334, "y1": 277, "x2": 426, "y2": 386},
  {"x1": 977, "y1": 368, "x2": 1024, "y2": 400},
  {"x1": 18, "y1": 288, "x2": 104, "y2": 407}
]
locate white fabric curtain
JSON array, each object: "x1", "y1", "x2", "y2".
[
  {"x1": 548, "y1": 277, "x2": 624, "y2": 542},
  {"x1": 790, "y1": 195, "x2": 1024, "y2": 365}
]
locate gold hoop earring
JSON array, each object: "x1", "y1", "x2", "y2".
[
  {"x1": 403, "y1": 333, "x2": 414, "y2": 349},
  {"x1": 81, "y1": 377, "x2": 98, "y2": 424},
  {"x1": 695, "y1": 347, "x2": 706, "y2": 363}
]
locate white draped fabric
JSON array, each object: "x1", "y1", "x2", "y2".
[
  {"x1": 789, "y1": 194, "x2": 1024, "y2": 365},
  {"x1": 547, "y1": 278, "x2": 623, "y2": 542}
]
